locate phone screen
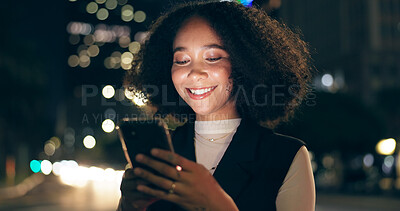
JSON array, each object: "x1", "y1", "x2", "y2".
[{"x1": 116, "y1": 118, "x2": 174, "y2": 171}]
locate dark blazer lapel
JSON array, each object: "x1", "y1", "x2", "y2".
[
  {"x1": 172, "y1": 119, "x2": 261, "y2": 200},
  {"x1": 172, "y1": 121, "x2": 196, "y2": 162},
  {"x1": 213, "y1": 119, "x2": 261, "y2": 200}
]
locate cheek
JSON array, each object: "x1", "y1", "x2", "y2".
[{"x1": 171, "y1": 69, "x2": 185, "y2": 92}]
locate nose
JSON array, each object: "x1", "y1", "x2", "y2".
[{"x1": 187, "y1": 62, "x2": 208, "y2": 81}]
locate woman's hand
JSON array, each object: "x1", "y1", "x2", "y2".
[
  {"x1": 119, "y1": 169, "x2": 159, "y2": 211},
  {"x1": 133, "y1": 148, "x2": 238, "y2": 211}
]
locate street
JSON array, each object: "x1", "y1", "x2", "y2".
[{"x1": 1, "y1": 175, "x2": 400, "y2": 211}]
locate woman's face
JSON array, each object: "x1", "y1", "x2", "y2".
[{"x1": 171, "y1": 16, "x2": 238, "y2": 121}]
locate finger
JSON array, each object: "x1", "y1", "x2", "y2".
[
  {"x1": 133, "y1": 167, "x2": 184, "y2": 193},
  {"x1": 135, "y1": 154, "x2": 186, "y2": 180},
  {"x1": 150, "y1": 149, "x2": 195, "y2": 171},
  {"x1": 121, "y1": 179, "x2": 155, "y2": 200},
  {"x1": 123, "y1": 168, "x2": 135, "y2": 179},
  {"x1": 121, "y1": 178, "x2": 149, "y2": 192},
  {"x1": 136, "y1": 184, "x2": 181, "y2": 204}
]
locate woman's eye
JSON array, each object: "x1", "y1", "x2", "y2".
[
  {"x1": 206, "y1": 57, "x2": 222, "y2": 62},
  {"x1": 174, "y1": 60, "x2": 190, "y2": 65}
]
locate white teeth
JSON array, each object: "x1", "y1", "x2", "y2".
[{"x1": 189, "y1": 88, "x2": 213, "y2": 95}]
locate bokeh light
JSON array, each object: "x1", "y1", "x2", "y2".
[
  {"x1": 129, "y1": 41, "x2": 140, "y2": 54},
  {"x1": 44, "y1": 141, "x2": 56, "y2": 156},
  {"x1": 105, "y1": 0, "x2": 118, "y2": 10},
  {"x1": 41, "y1": 160, "x2": 53, "y2": 175},
  {"x1": 86, "y1": 2, "x2": 99, "y2": 14},
  {"x1": 79, "y1": 55, "x2": 91, "y2": 68},
  {"x1": 102, "y1": 85, "x2": 115, "y2": 99},
  {"x1": 95, "y1": 0, "x2": 106, "y2": 4},
  {"x1": 67, "y1": 22, "x2": 92, "y2": 35},
  {"x1": 96, "y1": 8, "x2": 109, "y2": 20},
  {"x1": 87, "y1": 45, "x2": 100, "y2": 57},
  {"x1": 68, "y1": 55, "x2": 80, "y2": 67},
  {"x1": 121, "y1": 5, "x2": 134, "y2": 22},
  {"x1": 102, "y1": 119, "x2": 115, "y2": 133},
  {"x1": 83, "y1": 135, "x2": 96, "y2": 149},
  {"x1": 363, "y1": 153, "x2": 374, "y2": 168},
  {"x1": 121, "y1": 52, "x2": 133, "y2": 65},
  {"x1": 133, "y1": 11, "x2": 146, "y2": 23},
  {"x1": 50, "y1": 137, "x2": 61, "y2": 149},
  {"x1": 322, "y1": 74, "x2": 334, "y2": 87},
  {"x1": 52, "y1": 162, "x2": 62, "y2": 176},
  {"x1": 30, "y1": 160, "x2": 41, "y2": 173},
  {"x1": 376, "y1": 138, "x2": 396, "y2": 155}
]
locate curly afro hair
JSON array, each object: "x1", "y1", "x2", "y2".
[{"x1": 124, "y1": 1, "x2": 313, "y2": 128}]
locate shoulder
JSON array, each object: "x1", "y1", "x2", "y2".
[
  {"x1": 249, "y1": 122, "x2": 306, "y2": 169},
  {"x1": 251, "y1": 121, "x2": 306, "y2": 152}
]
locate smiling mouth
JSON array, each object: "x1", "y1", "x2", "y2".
[{"x1": 186, "y1": 86, "x2": 217, "y2": 100}]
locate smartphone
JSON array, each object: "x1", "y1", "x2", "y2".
[{"x1": 116, "y1": 117, "x2": 174, "y2": 173}]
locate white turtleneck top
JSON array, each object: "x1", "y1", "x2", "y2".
[{"x1": 194, "y1": 118, "x2": 315, "y2": 211}]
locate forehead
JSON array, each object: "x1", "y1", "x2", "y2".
[{"x1": 173, "y1": 16, "x2": 222, "y2": 47}]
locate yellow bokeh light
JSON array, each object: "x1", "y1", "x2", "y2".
[
  {"x1": 96, "y1": 8, "x2": 109, "y2": 20},
  {"x1": 129, "y1": 41, "x2": 140, "y2": 54},
  {"x1": 79, "y1": 55, "x2": 91, "y2": 68},
  {"x1": 50, "y1": 136, "x2": 61, "y2": 149},
  {"x1": 87, "y1": 45, "x2": 100, "y2": 57},
  {"x1": 121, "y1": 52, "x2": 133, "y2": 64},
  {"x1": 79, "y1": 50, "x2": 88, "y2": 56},
  {"x1": 105, "y1": 0, "x2": 118, "y2": 10},
  {"x1": 102, "y1": 119, "x2": 115, "y2": 133},
  {"x1": 102, "y1": 85, "x2": 115, "y2": 99},
  {"x1": 121, "y1": 5, "x2": 134, "y2": 22},
  {"x1": 376, "y1": 138, "x2": 396, "y2": 155},
  {"x1": 44, "y1": 142, "x2": 56, "y2": 156},
  {"x1": 95, "y1": 0, "x2": 106, "y2": 4},
  {"x1": 134, "y1": 11, "x2": 146, "y2": 23},
  {"x1": 121, "y1": 62, "x2": 132, "y2": 70},
  {"x1": 68, "y1": 55, "x2": 80, "y2": 67},
  {"x1": 83, "y1": 135, "x2": 96, "y2": 149},
  {"x1": 80, "y1": 54, "x2": 90, "y2": 61},
  {"x1": 86, "y1": 2, "x2": 98, "y2": 14}
]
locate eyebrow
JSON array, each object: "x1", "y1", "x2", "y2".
[{"x1": 173, "y1": 44, "x2": 226, "y2": 54}]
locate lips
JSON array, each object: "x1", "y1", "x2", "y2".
[{"x1": 186, "y1": 86, "x2": 217, "y2": 100}]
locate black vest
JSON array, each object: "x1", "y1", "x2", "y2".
[{"x1": 148, "y1": 119, "x2": 304, "y2": 211}]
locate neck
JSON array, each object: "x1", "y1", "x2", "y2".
[{"x1": 195, "y1": 110, "x2": 240, "y2": 121}]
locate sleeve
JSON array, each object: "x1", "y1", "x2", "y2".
[{"x1": 275, "y1": 145, "x2": 315, "y2": 211}]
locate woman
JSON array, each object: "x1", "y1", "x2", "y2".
[{"x1": 119, "y1": 1, "x2": 315, "y2": 210}]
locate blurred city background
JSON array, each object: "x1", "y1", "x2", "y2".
[{"x1": 0, "y1": 0, "x2": 399, "y2": 210}]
